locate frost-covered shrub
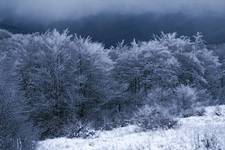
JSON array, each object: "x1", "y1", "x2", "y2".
[
  {"x1": 183, "y1": 107, "x2": 205, "y2": 118},
  {"x1": 214, "y1": 106, "x2": 223, "y2": 116},
  {"x1": 174, "y1": 85, "x2": 209, "y2": 117},
  {"x1": 144, "y1": 87, "x2": 174, "y2": 108},
  {"x1": 100, "y1": 112, "x2": 131, "y2": 130},
  {"x1": 174, "y1": 85, "x2": 197, "y2": 115},
  {"x1": 62, "y1": 119, "x2": 95, "y2": 138},
  {"x1": 133, "y1": 105, "x2": 177, "y2": 130},
  {"x1": 142, "y1": 86, "x2": 207, "y2": 118},
  {"x1": 194, "y1": 134, "x2": 222, "y2": 150}
]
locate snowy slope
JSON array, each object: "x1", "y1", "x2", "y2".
[{"x1": 37, "y1": 105, "x2": 225, "y2": 150}]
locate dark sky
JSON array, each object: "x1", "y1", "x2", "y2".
[
  {"x1": 0, "y1": 0, "x2": 225, "y2": 46},
  {"x1": 1, "y1": 0, "x2": 225, "y2": 21}
]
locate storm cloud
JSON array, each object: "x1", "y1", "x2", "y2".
[{"x1": 1, "y1": 0, "x2": 225, "y2": 22}]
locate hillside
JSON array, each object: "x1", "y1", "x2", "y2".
[{"x1": 37, "y1": 105, "x2": 225, "y2": 150}]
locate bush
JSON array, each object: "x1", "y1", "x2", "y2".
[
  {"x1": 62, "y1": 119, "x2": 96, "y2": 138},
  {"x1": 132, "y1": 105, "x2": 177, "y2": 130},
  {"x1": 182, "y1": 107, "x2": 205, "y2": 118},
  {"x1": 145, "y1": 87, "x2": 174, "y2": 107},
  {"x1": 175, "y1": 85, "x2": 197, "y2": 113},
  {"x1": 174, "y1": 85, "x2": 209, "y2": 117},
  {"x1": 214, "y1": 106, "x2": 223, "y2": 116},
  {"x1": 194, "y1": 133, "x2": 222, "y2": 150}
]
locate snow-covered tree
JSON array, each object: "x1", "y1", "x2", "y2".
[
  {"x1": 158, "y1": 33, "x2": 220, "y2": 97},
  {"x1": 16, "y1": 30, "x2": 113, "y2": 137},
  {"x1": 0, "y1": 87, "x2": 36, "y2": 150},
  {"x1": 0, "y1": 29, "x2": 12, "y2": 40},
  {"x1": 0, "y1": 28, "x2": 223, "y2": 140},
  {"x1": 112, "y1": 38, "x2": 180, "y2": 113}
]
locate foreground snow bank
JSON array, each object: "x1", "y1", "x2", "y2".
[{"x1": 37, "y1": 105, "x2": 225, "y2": 150}]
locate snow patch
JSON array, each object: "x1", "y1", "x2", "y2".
[{"x1": 37, "y1": 105, "x2": 225, "y2": 150}]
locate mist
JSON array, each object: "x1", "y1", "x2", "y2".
[
  {"x1": 1, "y1": 0, "x2": 225, "y2": 46},
  {"x1": 1, "y1": 0, "x2": 225, "y2": 22}
]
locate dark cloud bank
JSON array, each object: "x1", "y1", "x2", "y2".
[{"x1": 0, "y1": 0, "x2": 225, "y2": 46}]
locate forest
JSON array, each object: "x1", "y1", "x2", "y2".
[{"x1": 1, "y1": 29, "x2": 225, "y2": 150}]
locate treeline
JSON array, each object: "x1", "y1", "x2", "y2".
[{"x1": 1, "y1": 29, "x2": 225, "y2": 149}]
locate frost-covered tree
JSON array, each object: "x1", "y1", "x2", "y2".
[
  {"x1": 0, "y1": 29, "x2": 12, "y2": 40},
  {"x1": 0, "y1": 28, "x2": 223, "y2": 140},
  {"x1": 211, "y1": 43, "x2": 225, "y2": 103},
  {"x1": 111, "y1": 32, "x2": 220, "y2": 116},
  {"x1": 16, "y1": 30, "x2": 113, "y2": 137},
  {"x1": 108, "y1": 40, "x2": 129, "y2": 61},
  {"x1": 112, "y1": 38, "x2": 180, "y2": 113},
  {"x1": 161, "y1": 33, "x2": 220, "y2": 93},
  {"x1": 0, "y1": 35, "x2": 37, "y2": 149},
  {"x1": 156, "y1": 33, "x2": 221, "y2": 100},
  {"x1": 0, "y1": 87, "x2": 36, "y2": 150}
]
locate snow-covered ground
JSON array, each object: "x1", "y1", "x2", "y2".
[{"x1": 37, "y1": 105, "x2": 225, "y2": 150}]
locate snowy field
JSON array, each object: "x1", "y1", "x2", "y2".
[{"x1": 37, "y1": 105, "x2": 225, "y2": 150}]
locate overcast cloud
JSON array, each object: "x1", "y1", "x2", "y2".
[{"x1": 0, "y1": 0, "x2": 225, "y2": 22}]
